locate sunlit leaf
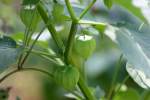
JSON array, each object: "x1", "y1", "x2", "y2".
[
  {"x1": 103, "y1": 0, "x2": 113, "y2": 9},
  {"x1": 114, "y1": 0, "x2": 147, "y2": 22}
]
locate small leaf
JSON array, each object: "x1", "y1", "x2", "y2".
[
  {"x1": 113, "y1": 88, "x2": 140, "y2": 100},
  {"x1": 52, "y1": 3, "x2": 69, "y2": 23},
  {"x1": 20, "y1": 6, "x2": 41, "y2": 30},
  {"x1": 104, "y1": 0, "x2": 113, "y2": 9},
  {"x1": 22, "y1": 0, "x2": 40, "y2": 5},
  {"x1": 0, "y1": 36, "x2": 21, "y2": 69}
]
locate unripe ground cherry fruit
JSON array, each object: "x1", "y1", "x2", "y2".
[
  {"x1": 54, "y1": 65, "x2": 79, "y2": 90},
  {"x1": 74, "y1": 35, "x2": 96, "y2": 59}
]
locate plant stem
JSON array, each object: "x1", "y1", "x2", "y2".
[
  {"x1": 64, "y1": 22, "x2": 78, "y2": 64},
  {"x1": 18, "y1": 8, "x2": 36, "y2": 69},
  {"x1": 20, "y1": 26, "x2": 46, "y2": 68},
  {"x1": 115, "y1": 75, "x2": 130, "y2": 94},
  {"x1": 79, "y1": 0, "x2": 97, "y2": 19},
  {"x1": 64, "y1": 1, "x2": 95, "y2": 100},
  {"x1": 78, "y1": 77, "x2": 96, "y2": 100},
  {"x1": 64, "y1": 22, "x2": 95, "y2": 99},
  {"x1": 65, "y1": 0, "x2": 78, "y2": 22},
  {"x1": 0, "y1": 67, "x2": 53, "y2": 84},
  {"x1": 37, "y1": 3, "x2": 65, "y2": 52},
  {"x1": 107, "y1": 54, "x2": 123, "y2": 100},
  {"x1": 38, "y1": 55, "x2": 61, "y2": 65}
]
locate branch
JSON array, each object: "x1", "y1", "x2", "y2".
[
  {"x1": 19, "y1": 26, "x2": 46, "y2": 68},
  {"x1": 0, "y1": 67, "x2": 53, "y2": 84},
  {"x1": 79, "y1": 0, "x2": 97, "y2": 19},
  {"x1": 64, "y1": 22, "x2": 78, "y2": 64},
  {"x1": 78, "y1": 77, "x2": 96, "y2": 100},
  {"x1": 65, "y1": 0, "x2": 78, "y2": 22},
  {"x1": 64, "y1": 1, "x2": 96, "y2": 99},
  {"x1": 37, "y1": 3, "x2": 65, "y2": 52}
]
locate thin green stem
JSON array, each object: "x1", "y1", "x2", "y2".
[
  {"x1": 115, "y1": 75, "x2": 130, "y2": 94},
  {"x1": 18, "y1": 7, "x2": 36, "y2": 68},
  {"x1": 26, "y1": 30, "x2": 34, "y2": 46},
  {"x1": 0, "y1": 67, "x2": 53, "y2": 84},
  {"x1": 24, "y1": 10, "x2": 36, "y2": 47},
  {"x1": 25, "y1": 48, "x2": 59, "y2": 58},
  {"x1": 37, "y1": 3, "x2": 65, "y2": 52},
  {"x1": 79, "y1": 0, "x2": 97, "y2": 19},
  {"x1": 20, "y1": 26, "x2": 46, "y2": 68},
  {"x1": 64, "y1": 22, "x2": 78, "y2": 64},
  {"x1": 24, "y1": 47, "x2": 62, "y2": 65},
  {"x1": 18, "y1": 28, "x2": 28, "y2": 68},
  {"x1": 38, "y1": 55, "x2": 61, "y2": 65},
  {"x1": 107, "y1": 54, "x2": 123, "y2": 100},
  {"x1": 65, "y1": 0, "x2": 78, "y2": 22}
]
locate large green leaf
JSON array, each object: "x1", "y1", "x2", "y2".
[
  {"x1": 0, "y1": 36, "x2": 21, "y2": 69},
  {"x1": 105, "y1": 25, "x2": 150, "y2": 89},
  {"x1": 114, "y1": 0, "x2": 147, "y2": 22},
  {"x1": 102, "y1": 2, "x2": 150, "y2": 89}
]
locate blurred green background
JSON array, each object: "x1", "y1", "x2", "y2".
[{"x1": 0, "y1": 0, "x2": 150, "y2": 100}]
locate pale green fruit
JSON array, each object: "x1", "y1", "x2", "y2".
[
  {"x1": 74, "y1": 35, "x2": 96, "y2": 59},
  {"x1": 54, "y1": 65, "x2": 79, "y2": 90}
]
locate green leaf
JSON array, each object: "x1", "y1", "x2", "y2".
[
  {"x1": 20, "y1": 6, "x2": 41, "y2": 30},
  {"x1": 104, "y1": 0, "x2": 113, "y2": 9},
  {"x1": 126, "y1": 63, "x2": 150, "y2": 89},
  {"x1": 22, "y1": 0, "x2": 40, "y2": 5},
  {"x1": 114, "y1": 0, "x2": 146, "y2": 22},
  {"x1": 52, "y1": 3, "x2": 69, "y2": 23},
  {"x1": 0, "y1": 36, "x2": 21, "y2": 69},
  {"x1": 113, "y1": 88, "x2": 140, "y2": 100},
  {"x1": 105, "y1": 24, "x2": 150, "y2": 89},
  {"x1": 0, "y1": 35, "x2": 16, "y2": 48}
]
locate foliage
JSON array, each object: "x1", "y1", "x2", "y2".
[{"x1": 0, "y1": 0, "x2": 150, "y2": 100}]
